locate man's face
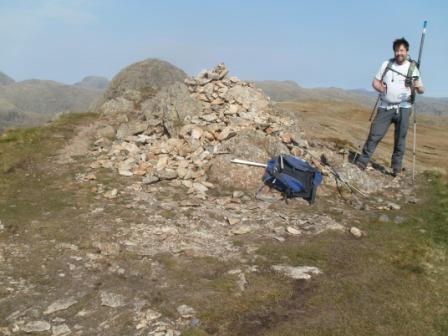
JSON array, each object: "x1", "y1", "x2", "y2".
[{"x1": 394, "y1": 44, "x2": 408, "y2": 63}]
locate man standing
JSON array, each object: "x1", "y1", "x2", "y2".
[{"x1": 356, "y1": 38, "x2": 425, "y2": 176}]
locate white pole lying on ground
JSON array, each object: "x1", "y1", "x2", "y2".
[{"x1": 231, "y1": 159, "x2": 267, "y2": 168}]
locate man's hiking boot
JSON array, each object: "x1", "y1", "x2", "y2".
[
  {"x1": 391, "y1": 168, "x2": 401, "y2": 177},
  {"x1": 355, "y1": 161, "x2": 366, "y2": 171}
]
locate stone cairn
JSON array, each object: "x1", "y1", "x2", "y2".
[{"x1": 91, "y1": 63, "x2": 308, "y2": 198}]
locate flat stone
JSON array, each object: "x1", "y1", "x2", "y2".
[
  {"x1": 217, "y1": 126, "x2": 236, "y2": 141},
  {"x1": 100, "y1": 291, "x2": 126, "y2": 308},
  {"x1": 231, "y1": 225, "x2": 251, "y2": 235},
  {"x1": 142, "y1": 174, "x2": 159, "y2": 185},
  {"x1": 104, "y1": 188, "x2": 118, "y2": 199},
  {"x1": 349, "y1": 227, "x2": 363, "y2": 238},
  {"x1": 237, "y1": 273, "x2": 248, "y2": 291},
  {"x1": 201, "y1": 114, "x2": 218, "y2": 122},
  {"x1": 232, "y1": 191, "x2": 244, "y2": 198},
  {"x1": 156, "y1": 169, "x2": 178, "y2": 180},
  {"x1": 272, "y1": 265, "x2": 322, "y2": 280},
  {"x1": 44, "y1": 297, "x2": 77, "y2": 315},
  {"x1": 118, "y1": 169, "x2": 133, "y2": 177},
  {"x1": 387, "y1": 202, "x2": 401, "y2": 210},
  {"x1": 192, "y1": 182, "x2": 208, "y2": 194},
  {"x1": 191, "y1": 127, "x2": 203, "y2": 140},
  {"x1": 273, "y1": 236, "x2": 285, "y2": 242},
  {"x1": 286, "y1": 226, "x2": 302, "y2": 235},
  {"x1": 21, "y1": 321, "x2": 51, "y2": 333},
  {"x1": 177, "y1": 304, "x2": 196, "y2": 318},
  {"x1": 135, "y1": 308, "x2": 162, "y2": 330},
  {"x1": 52, "y1": 324, "x2": 71, "y2": 336},
  {"x1": 227, "y1": 217, "x2": 241, "y2": 225}
]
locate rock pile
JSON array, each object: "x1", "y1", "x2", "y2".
[{"x1": 91, "y1": 61, "x2": 307, "y2": 196}]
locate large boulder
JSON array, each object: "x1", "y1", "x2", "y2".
[
  {"x1": 141, "y1": 82, "x2": 202, "y2": 137},
  {"x1": 208, "y1": 129, "x2": 290, "y2": 191},
  {"x1": 93, "y1": 59, "x2": 187, "y2": 114}
]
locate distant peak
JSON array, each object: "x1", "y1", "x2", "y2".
[
  {"x1": 0, "y1": 71, "x2": 15, "y2": 85},
  {"x1": 75, "y1": 76, "x2": 109, "y2": 90}
]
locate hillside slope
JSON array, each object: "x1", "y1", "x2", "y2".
[
  {"x1": 256, "y1": 80, "x2": 448, "y2": 116},
  {"x1": 0, "y1": 79, "x2": 102, "y2": 132}
]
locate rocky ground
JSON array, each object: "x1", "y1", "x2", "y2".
[{"x1": 0, "y1": 60, "x2": 446, "y2": 336}]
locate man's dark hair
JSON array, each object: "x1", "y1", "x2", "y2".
[{"x1": 393, "y1": 37, "x2": 409, "y2": 51}]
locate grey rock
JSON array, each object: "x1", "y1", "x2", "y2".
[
  {"x1": 177, "y1": 304, "x2": 196, "y2": 318},
  {"x1": 237, "y1": 273, "x2": 248, "y2": 291},
  {"x1": 116, "y1": 119, "x2": 148, "y2": 139},
  {"x1": 100, "y1": 291, "x2": 126, "y2": 308},
  {"x1": 272, "y1": 265, "x2": 322, "y2": 280},
  {"x1": 156, "y1": 169, "x2": 178, "y2": 180},
  {"x1": 231, "y1": 225, "x2": 251, "y2": 235},
  {"x1": 141, "y1": 82, "x2": 202, "y2": 137},
  {"x1": 21, "y1": 321, "x2": 51, "y2": 333},
  {"x1": 232, "y1": 191, "x2": 244, "y2": 198},
  {"x1": 387, "y1": 202, "x2": 401, "y2": 210},
  {"x1": 98, "y1": 96, "x2": 134, "y2": 116},
  {"x1": 349, "y1": 226, "x2": 363, "y2": 238},
  {"x1": 142, "y1": 174, "x2": 160, "y2": 185},
  {"x1": 94, "y1": 58, "x2": 187, "y2": 112},
  {"x1": 227, "y1": 217, "x2": 241, "y2": 225},
  {"x1": 286, "y1": 226, "x2": 302, "y2": 235},
  {"x1": 52, "y1": 324, "x2": 71, "y2": 336},
  {"x1": 44, "y1": 297, "x2": 77, "y2": 315}
]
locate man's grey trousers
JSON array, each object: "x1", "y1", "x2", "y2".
[{"x1": 357, "y1": 107, "x2": 412, "y2": 170}]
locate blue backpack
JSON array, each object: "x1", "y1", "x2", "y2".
[{"x1": 260, "y1": 155, "x2": 322, "y2": 204}]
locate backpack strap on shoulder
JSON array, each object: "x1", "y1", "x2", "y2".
[
  {"x1": 406, "y1": 59, "x2": 418, "y2": 103},
  {"x1": 381, "y1": 58, "x2": 395, "y2": 81}
]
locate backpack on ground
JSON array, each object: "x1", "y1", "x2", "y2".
[{"x1": 260, "y1": 154, "x2": 322, "y2": 204}]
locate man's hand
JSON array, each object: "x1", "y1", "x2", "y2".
[
  {"x1": 413, "y1": 79, "x2": 425, "y2": 94},
  {"x1": 372, "y1": 79, "x2": 387, "y2": 93}
]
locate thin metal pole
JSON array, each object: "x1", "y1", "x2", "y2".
[{"x1": 412, "y1": 20, "x2": 428, "y2": 182}]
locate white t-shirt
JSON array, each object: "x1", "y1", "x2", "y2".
[{"x1": 375, "y1": 59, "x2": 422, "y2": 108}]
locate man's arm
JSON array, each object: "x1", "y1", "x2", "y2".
[
  {"x1": 373, "y1": 61, "x2": 388, "y2": 93},
  {"x1": 413, "y1": 67, "x2": 425, "y2": 94},
  {"x1": 414, "y1": 80, "x2": 425, "y2": 94},
  {"x1": 372, "y1": 79, "x2": 386, "y2": 93}
]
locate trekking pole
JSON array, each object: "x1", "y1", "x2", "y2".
[
  {"x1": 291, "y1": 141, "x2": 367, "y2": 197},
  {"x1": 313, "y1": 152, "x2": 367, "y2": 198},
  {"x1": 231, "y1": 158, "x2": 267, "y2": 168},
  {"x1": 412, "y1": 20, "x2": 428, "y2": 182}
]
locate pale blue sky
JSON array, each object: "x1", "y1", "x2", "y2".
[{"x1": 1, "y1": 0, "x2": 446, "y2": 96}]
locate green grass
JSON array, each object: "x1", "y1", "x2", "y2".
[{"x1": 176, "y1": 172, "x2": 448, "y2": 336}]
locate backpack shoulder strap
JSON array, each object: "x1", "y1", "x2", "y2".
[
  {"x1": 407, "y1": 60, "x2": 418, "y2": 103},
  {"x1": 407, "y1": 59, "x2": 417, "y2": 78},
  {"x1": 380, "y1": 58, "x2": 395, "y2": 81}
]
